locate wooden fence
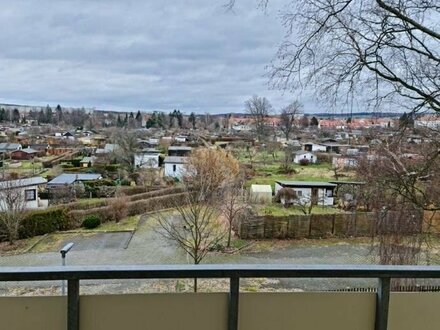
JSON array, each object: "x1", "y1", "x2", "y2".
[{"x1": 236, "y1": 213, "x2": 376, "y2": 239}]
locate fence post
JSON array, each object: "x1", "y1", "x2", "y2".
[
  {"x1": 68, "y1": 279, "x2": 80, "y2": 330},
  {"x1": 229, "y1": 277, "x2": 240, "y2": 330},
  {"x1": 375, "y1": 277, "x2": 390, "y2": 330}
]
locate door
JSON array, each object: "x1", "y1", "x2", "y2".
[{"x1": 311, "y1": 188, "x2": 318, "y2": 205}]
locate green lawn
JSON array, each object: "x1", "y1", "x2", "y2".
[
  {"x1": 95, "y1": 215, "x2": 140, "y2": 231},
  {"x1": 246, "y1": 163, "x2": 349, "y2": 189},
  {"x1": 255, "y1": 204, "x2": 345, "y2": 216},
  {"x1": 63, "y1": 215, "x2": 140, "y2": 233},
  {"x1": 3, "y1": 160, "x2": 44, "y2": 175}
]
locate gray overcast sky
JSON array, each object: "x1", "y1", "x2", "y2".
[{"x1": 0, "y1": 0, "x2": 328, "y2": 114}]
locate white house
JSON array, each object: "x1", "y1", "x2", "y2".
[
  {"x1": 164, "y1": 156, "x2": 188, "y2": 179},
  {"x1": 175, "y1": 136, "x2": 188, "y2": 143},
  {"x1": 0, "y1": 176, "x2": 48, "y2": 211},
  {"x1": 294, "y1": 151, "x2": 317, "y2": 164},
  {"x1": 274, "y1": 181, "x2": 336, "y2": 206},
  {"x1": 134, "y1": 150, "x2": 160, "y2": 169},
  {"x1": 302, "y1": 142, "x2": 327, "y2": 152}
]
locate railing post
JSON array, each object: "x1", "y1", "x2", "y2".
[
  {"x1": 68, "y1": 279, "x2": 80, "y2": 330},
  {"x1": 228, "y1": 276, "x2": 240, "y2": 330},
  {"x1": 375, "y1": 277, "x2": 391, "y2": 330}
]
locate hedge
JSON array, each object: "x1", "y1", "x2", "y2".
[
  {"x1": 61, "y1": 186, "x2": 183, "y2": 211},
  {"x1": 19, "y1": 207, "x2": 70, "y2": 238},
  {"x1": 119, "y1": 186, "x2": 162, "y2": 196},
  {"x1": 67, "y1": 192, "x2": 190, "y2": 224},
  {"x1": 128, "y1": 186, "x2": 184, "y2": 202}
]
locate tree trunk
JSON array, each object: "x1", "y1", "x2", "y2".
[{"x1": 227, "y1": 225, "x2": 232, "y2": 248}]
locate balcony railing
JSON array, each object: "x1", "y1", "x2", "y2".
[{"x1": 1, "y1": 264, "x2": 440, "y2": 330}]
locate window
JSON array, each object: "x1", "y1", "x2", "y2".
[
  {"x1": 326, "y1": 189, "x2": 333, "y2": 197},
  {"x1": 173, "y1": 164, "x2": 177, "y2": 172},
  {"x1": 296, "y1": 190, "x2": 303, "y2": 197},
  {"x1": 25, "y1": 189, "x2": 36, "y2": 201}
]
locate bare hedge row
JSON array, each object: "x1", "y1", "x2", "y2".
[
  {"x1": 67, "y1": 192, "x2": 188, "y2": 227},
  {"x1": 63, "y1": 186, "x2": 185, "y2": 211}
]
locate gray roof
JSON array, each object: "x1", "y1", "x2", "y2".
[
  {"x1": 168, "y1": 146, "x2": 192, "y2": 151},
  {"x1": 141, "y1": 148, "x2": 161, "y2": 154},
  {"x1": 0, "y1": 176, "x2": 47, "y2": 190},
  {"x1": 276, "y1": 181, "x2": 337, "y2": 188},
  {"x1": 13, "y1": 148, "x2": 38, "y2": 154},
  {"x1": 321, "y1": 142, "x2": 348, "y2": 147},
  {"x1": 164, "y1": 156, "x2": 188, "y2": 164},
  {"x1": 329, "y1": 181, "x2": 365, "y2": 186},
  {"x1": 48, "y1": 173, "x2": 102, "y2": 185},
  {"x1": 0, "y1": 143, "x2": 21, "y2": 151}
]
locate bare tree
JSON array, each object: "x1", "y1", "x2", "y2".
[
  {"x1": 295, "y1": 193, "x2": 321, "y2": 215},
  {"x1": 268, "y1": 0, "x2": 440, "y2": 114},
  {"x1": 156, "y1": 187, "x2": 225, "y2": 292},
  {"x1": 356, "y1": 133, "x2": 440, "y2": 267},
  {"x1": 185, "y1": 148, "x2": 240, "y2": 200},
  {"x1": 220, "y1": 183, "x2": 248, "y2": 248},
  {"x1": 114, "y1": 131, "x2": 139, "y2": 176},
  {"x1": 245, "y1": 95, "x2": 272, "y2": 142},
  {"x1": 0, "y1": 180, "x2": 28, "y2": 244},
  {"x1": 274, "y1": 187, "x2": 297, "y2": 208},
  {"x1": 280, "y1": 145, "x2": 295, "y2": 174},
  {"x1": 157, "y1": 148, "x2": 240, "y2": 291},
  {"x1": 279, "y1": 100, "x2": 302, "y2": 141}
]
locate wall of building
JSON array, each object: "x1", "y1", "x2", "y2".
[
  {"x1": 274, "y1": 184, "x2": 333, "y2": 206},
  {"x1": 0, "y1": 185, "x2": 40, "y2": 211},
  {"x1": 164, "y1": 163, "x2": 185, "y2": 179},
  {"x1": 293, "y1": 153, "x2": 316, "y2": 164},
  {"x1": 134, "y1": 154, "x2": 159, "y2": 168}
]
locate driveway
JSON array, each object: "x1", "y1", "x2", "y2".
[{"x1": 0, "y1": 215, "x2": 384, "y2": 293}]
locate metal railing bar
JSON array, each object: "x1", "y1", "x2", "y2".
[
  {"x1": 228, "y1": 277, "x2": 240, "y2": 330},
  {"x1": 67, "y1": 279, "x2": 79, "y2": 330},
  {"x1": 375, "y1": 278, "x2": 391, "y2": 330},
  {"x1": 1, "y1": 264, "x2": 440, "y2": 282}
]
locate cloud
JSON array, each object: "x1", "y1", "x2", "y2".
[{"x1": 0, "y1": 0, "x2": 324, "y2": 113}]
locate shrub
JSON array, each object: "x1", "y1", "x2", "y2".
[
  {"x1": 120, "y1": 179, "x2": 131, "y2": 186},
  {"x1": 20, "y1": 207, "x2": 70, "y2": 238},
  {"x1": 299, "y1": 158, "x2": 310, "y2": 166},
  {"x1": 316, "y1": 152, "x2": 333, "y2": 164},
  {"x1": 81, "y1": 215, "x2": 101, "y2": 229},
  {"x1": 105, "y1": 164, "x2": 119, "y2": 172},
  {"x1": 108, "y1": 197, "x2": 129, "y2": 223}
]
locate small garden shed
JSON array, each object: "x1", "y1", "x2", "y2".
[{"x1": 249, "y1": 184, "x2": 272, "y2": 204}]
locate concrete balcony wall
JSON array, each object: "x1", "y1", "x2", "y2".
[{"x1": 1, "y1": 292, "x2": 440, "y2": 330}]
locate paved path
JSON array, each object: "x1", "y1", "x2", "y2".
[{"x1": 0, "y1": 215, "x2": 380, "y2": 292}]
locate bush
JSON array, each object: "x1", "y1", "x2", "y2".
[
  {"x1": 316, "y1": 152, "x2": 333, "y2": 164},
  {"x1": 20, "y1": 207, "x2": 70, "y2": 238},
  {"x1": 108, "y1": 197, "x2": 129, "y2": 223},
  {"x1": 299, "y1": 158, "x2": 310, "y2": 166},
  {"x1": 81, "y1": 215, "x2": 101, "y2": 229},
  {"x1": 119, "y1": 186, "x2": 159, "y2": 196},
  {"x1": 120, "y1": 179, "x2": 131, "y2": 186},
  {"x1": 105, "y1": 164, "x2": 119, "y2": 172}
]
